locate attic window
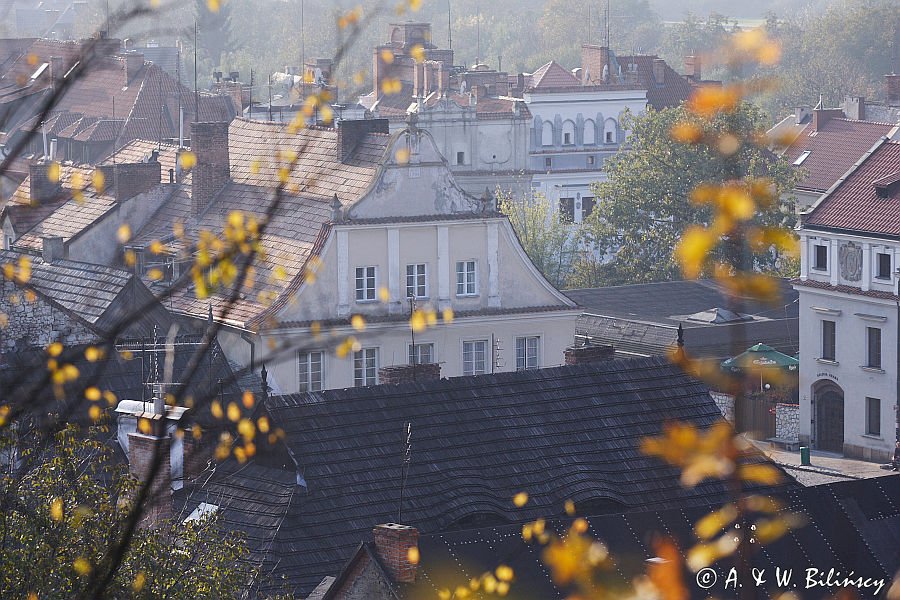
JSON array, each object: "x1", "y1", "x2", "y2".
[
  {"x1": 31, "y1": 63, "x2": 48, "y2": 80},
  {"x1": 793, "y1": 151, "x2": 811, "y2": 166},
  {"x1": 183, "y1": 502, "x2": 219, "y2": 523}
]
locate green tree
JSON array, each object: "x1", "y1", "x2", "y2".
[
  {"x1": 0, "y1": 425, "x2": 252, "y2": 599},
  {"x1": 498, "y1": 190, "x2": 583, "y2": 290},
  {"x1": 193, "y1": 0, "x2": 239, "y2": 70},
  {"x1": 580, "y1": 103, "x2": 798, "y2": 285}
]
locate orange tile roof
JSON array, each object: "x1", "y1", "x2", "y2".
[{"x1": 530, "y1": 61, "x2": 580, "y2": 89}]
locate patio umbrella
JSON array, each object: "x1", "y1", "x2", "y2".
[{"x1": 721, "y1": 343, "x2": 800, "y2": 374}]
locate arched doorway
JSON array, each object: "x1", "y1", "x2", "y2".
[{"x1": 813, "y1": 381, "x2": 844, "y2": 453}]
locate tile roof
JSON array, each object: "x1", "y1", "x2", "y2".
[
  {"x1": 0, "y1": 248, "x2": 132, "y2": 326},
  {"x1": 783, "y1": 118, "x2": 895, "y2": 193},
  {"x1": 802, "y1": 139, "x2": 900, "y2": 237},
  {"x1": 614, "y1": 55, "x2": 694, "y2": 109},
  {"x1": 529, "y1": 60, "x2": 580, "y2": 89},
  {"x1": 102, "y1": 138, "x2": 179, "y2": 175},
  {"x1": 255, "y1": 355, "x2": 797, "y2": 595},
  {"x1": 792, "y1": 278, "x2": 898, "y2": 300},
  {"x1": 408, "y1": 475, "x2": 900, "y2": 599}
]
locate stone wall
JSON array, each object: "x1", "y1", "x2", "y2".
[
  {"x1": 0, "y1": 281, "x2": 96, "y2": 352},
  {"x1": 775, "y1": 403, "x2": 799, "y2": 441},
  {"x1": 710, "y1": 391, "x2": 734, "y2": 424}
]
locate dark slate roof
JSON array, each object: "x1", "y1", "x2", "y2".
[
  {"x1": 565, "y1": 279, "x2": 799, "y2": 359},
  {"x1": 249, "y1": 355, "x2": 797, "y2": 595},
  {"x1": 407, "y1": 476, "x2": 900, "y2": 600}
]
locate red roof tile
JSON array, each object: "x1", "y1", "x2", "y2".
[
  {"x1": 803, "y1": 139, "x2": 900, "y2": 238},
  {"x1": 530, "y1": 61, "x2": 580, "y2": 89},
  {"x1": 784, "y1": 118, "x2": 894, "y2": 193}
]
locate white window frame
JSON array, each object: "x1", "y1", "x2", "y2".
[
  {"x1": 515, "y1": 336, "x2": 540, "y2": 371},
  {"x1": 812, "y1": 243, "x2": 828, "y2": 271},
  {"x1": 353, "y1": 347, "x2": 379, "y2": 387},
  {"x1": 462, "y1": 339, "x2": 488, "y2": 376},
  {"x1": 355, "y1": 266, "x2": 377, "y2": 302},
  {"x1": 866, "y1": 326, "x2": 882, "y2": 369},
  {"x1": 406, "y1": 263, "x2": 428, "y2": 299},
  {"x1": 298, "y1": 350, "x2": 324, "y2": 392},
  {"x1": 875, "y1": 250, "x2": 892, "y2": 280},
  {"x1": 408, "y1": 342, "x2": 435, "y2": 365},
  {"x1": 456, "y1": 260, "x2": 478, "y2": 296}
]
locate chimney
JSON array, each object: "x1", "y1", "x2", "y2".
[
  {"x1": 124, "y1": 52, "x2": 145, "y2": 83},
  {"x1": 886, "y1": 74, "x2": 900, "y2": 105},
  {"x1": 812, "y1": 108, "x2": 843, "y2": 132},
  {"x1": 842, "y1": 96, "x2": 865, "y2": 120},
  {"x1": 128, "y1": 427, "x2": 172, "y2": 528},
  {"x1": 684, "y1": 54, "x2": 701, "y2": 81},
  {"x1": 41, "y1": 236, "x2": 65, "y2": 263},
  {"x1": 182, "y1": 433, "x2": 209, "y2": 483},
  {"x1": 378, "y1": 363, "x2": 441, "y2": 385},
  {"x1": 373, "y1": 524, "x2": 419, "y2": 583},
  {"x1": 652, "y1": 58, "x2": 666, "y2": 85},
  {"x1": 190, "y1": 121, "x2": 230, "y2": 216},
  {"x1": 564, "y1": 342, "x2": 615, "y2": 365},
  {"x1": 98, "y1": 160, "x2": 161, "y2": 202},
  {"x1": 29, "y1": 162, "x2": 61, "y2": 203},
  {"x1": 794, "y1": 106, "x2": 811, "y2": 125},
  {"x1": 49, "y1": 55, "x2": 65, "y2": 88},
  {"x1": 374, "y1": 45, "x2": 393, "y2": 96},
  {"x1": 336, "y1": 119, "x2": 390, "y2": 163}
]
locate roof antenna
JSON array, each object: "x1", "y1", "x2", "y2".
[
  {"x1": 475, "y1": 0, "x2": 481, "y2": 65},
  {"x1": 605, "y1": 0, "x2": 610, "y2": 49},
  {"x1": 397, "y1": 422, "x2": 412, "y2": 523},
  {"x1": 448, "y1": 0, "x2": 452, "y2": 52},
  {"x1": 677, "y1": 322, "x2": 684, "y2": 348}
]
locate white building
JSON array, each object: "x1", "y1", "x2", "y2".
[{"x1": 795, "y1": 133, "x2": 900, "y2": 461}]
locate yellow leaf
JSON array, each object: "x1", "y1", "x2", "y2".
[
  {"x1": 257, "y1": 415, "x2": 270, "y2": 434},
  {"x1": 410, "y1": 44, "x2": 425, "y2": 63},
  {"x1": 496, "y1": 565, "x2": 514, "y2": 582},
  {"x1": 46, "y1": 162, "x2": 61, "y2": 183},
  {"x1": 211, "y1": 400, "x2": 223, "y2": 419},
  {"x1": 378, "y1": 286, "x2": 390, "y2": 303},
  {"x1": 695, "y1": 504, "x2": 737, "y2": 540},
  {"x1": 513, "y1": 492, "x2": 528, "y2": 507},
  {"x1": 47, "y1": 342, "x2": 63, "y2": 357},
  {"x1": 442, "y1": 307, "x2": 454, "y2": 323},
  {"x1": 85, "y1": 387, "x2": 101, "y2": 401},
  {"x1": 178, "y1": 151, "x2": 197, "y2": 170},
  {"x1": 675, "y1": 226, "x2": 716, "y2": 279},
  {"x1": 117, "y1": 224, "x2": 131, "y2": 244},
  {"x1": 92, "y1": 170, "x2": 105, "y2": 193},
  {"x1": 407, "y1": 546, "x2": 420, "y2": 564},
  {"x1": 147, "y1": 268, "x2": 163, "y2": 281},
  {"x1": 133, "y1": 571, "x2": 146, "y2": 592},
  {"x1": 738, "y1": 463, "x2": 782, "y2": 485},
  {"x1": 395, "y1": 147, "x2": 410, "y2": 164},
  {"x1": 409, "y1": 310, "x2": 426, "y2": 333},
  {"x1": 238, "y1": 418, "x2": 255, "y2": 440},
  {"x1": 670, "y1": 121, "x2": 703, "y2": 144},
  {"x1": 73, "y1": 557, "x2": 92, "y2": 576},
  {"x1": 564, "y1": 499, "x2": 575, "y2": 516},
  {"x1": 351, "y1": 314, "x2": 366, "y2": 331},
  {"x1": 206, "y1": 0, "x2": 220, "y2": 11},
  {"x1": 50, "y1": 497, "x2": 63, "y2": 521},
  {"x1": 227, "y1": 402, "x2": 241, "y2": 422},
  {"x1": 89, "y1": 405, "x2": 101, "y2": 421},
  {"x1": 242, "y1": 390, "x2": 255, "y2": 408},
  {"x1": 380, "y1": 48, "x2": 395, "y2": 64}
]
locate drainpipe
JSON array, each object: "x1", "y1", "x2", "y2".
[{"x1": 240, "y1": 330, "x2": 256, "y2": 373}]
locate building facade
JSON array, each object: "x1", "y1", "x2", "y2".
[{"x1": 795, "y1": 135, "x2": 900, "y2": 462}]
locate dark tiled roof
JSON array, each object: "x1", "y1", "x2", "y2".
[
  {"x1": 256, "y1": 355, "x2": 796, "y2": 595},
  {"x1": 792, "y1": 278, "x2": 898, "y2": 300},
  {"x1": 565, "y1": 280, "x2": 799, "y2": 358},
  {"x1": 783, "y1": 118, "x2": 894, "y2": 193},
  {"x1": 803, "y1": 139, "x2": 900, "y2": 238},
  {"x1": 409, "y1": 476, "x2": 900, "y2": 599}
]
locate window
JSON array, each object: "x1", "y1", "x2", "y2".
[
  {"x1": 408, "y1": 343, "x2": 434, "y2": 365},
  {"x1": 583, "y1": 119, "x2": 596, "y2": 145},
  {"x1": 353, "y1": 348, "x2": 378, "y2": 386},
  {"x1": 876, "y1": 252, "x2": 892, "y2": 279},
  {"x1": 355, "y1": 266, "x2": 376, "y2": 301},
  {"x1": 865, "y1": 397, "x2": 881, "y2": 435},
  {"x1": 813, "y1": 244, "x2": 828, "y2": 270},
  {"x1": 581, "y1": 196, "x2": 595, "y2": 220},
  {"x1": 456, "y1": 151, "x2": 465, "y2": 165},
  {"x1": 821, "y1": 320, "x2": 836, "y2": 361},
  {"x1": 563, "y1": 132, "x2": 572, "y2": 145},
  {"x1": 541, "y1": 122, "x2": 553, "y2": 146},
  {"x1": 516, "y1": 336, "x2": 540, "y2": 371},
  {"x1": 406, "y1": 263, "x2": 427, "y2": 298},
  {"x1": 456, "y1": 260, "x2": 477, "y2": 296},
  {"x1": 298, "y1": 351, "x2": 323, "y2": 392},
  {"x1": 605, "y1": 131, "x2": 614, "y2": 143},
  {"x1": 544, "y1": 157, "x2": 552, "y2": 168},
  {"x1": 4, "y1": 236, "x2": 11, "y2": 250},
  {"x1": 559, "y1": 197, "x2": 575, "y2": 223},
  {"x1": 587, "y1": 155, "x2": 595, "y2": 166},
  {"x1": 463, "y1": 340, "x2": 488, "y2": 375},
  {"x1": 793, "y1": 150, "x2": 811, "y2": 166},
  {"x1": 866, "y1": 327, "x2": 882, "y2": 369}
]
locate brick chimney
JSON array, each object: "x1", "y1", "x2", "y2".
[
  {"x1": 564, "y1": 342, "x2": 615, "y2": 365},
  {"x1": 812, "y1": 108, "x2": 843, "y2": 132},
  {"x1": 128, "y1": 428, "x2": 172, "y2": 528},
  {"x1": 49, "y1": 56, "x2": 65, "y2": 88},
  {"x1": 378, "y1": 362, "x2": 441, "y2": 385},
  {"x1": 41, "y1": 236, "x2": 65, "y2": 263},
  {"x1": 336, "y1": 119, "x2": 390, "y2": 163},
  {"x1": 29, "y1": 162, "x2": 61, "y2": 203},
  {"x1": 182, "y1": 433, "x2": 209, "y2": 483},
  {"x1": 373, "y1": 524, "x2": 419, "y2": 583},
  {"x1": 684, "y1": 54, "x2": 701, "y2": 81},
  {"x1": 652, "y1": 58, "x2": 666, "y2": 85},
  {"x1": 374, "y1": 44, "x2": 393, "y2": 97},
  {"x1": 97, "y1": 160, "x2": 161, "y2": 202},
  {"x1": 886, "y1": 74, "x2": 900, "y2": 105},
  {"x1": 190, "y1": 121, "x2": 230, "y2": 216},
  {"x1": 123, "y1": 52, "x2": 145, "y2": 83}
]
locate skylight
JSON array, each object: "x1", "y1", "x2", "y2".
[
  {"x1": 183, "y1": 502, "x2": 219, "y2": 523},
  {"x1": 793, "y1": 150, "x2": 811, "y2": 166}
]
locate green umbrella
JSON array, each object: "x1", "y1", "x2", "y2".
[{"x1": 721, "y1": 343, "x2": 800, "y2": 373}]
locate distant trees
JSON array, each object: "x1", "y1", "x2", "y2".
[
  {"x1": 193, "y1": 0, "x2": 239, "y2": 70},
  {"x1": 577, "y1": 103, "x2": 798, "y2": 286}
]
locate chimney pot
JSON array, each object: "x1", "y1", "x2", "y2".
[{"x1": 373, "y1": 523, "x2": 419, "y2": 583}]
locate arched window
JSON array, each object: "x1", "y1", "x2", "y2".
[
  {"x1": 541, "y1": 121, "x2": 554, "y2": 146},
  {"x1": 604, "y1": 117, "x2": 617, "y2": 144},
  {"x1": 583, "y1": 119, "x2": 596, "y2": 145},
  {"x1": 562, "y1": 120, "x2": 576, "y2": 146}
]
